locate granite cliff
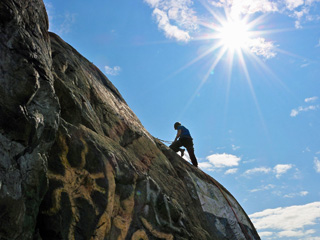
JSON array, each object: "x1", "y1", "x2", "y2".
[{"x1": 0, "y1": 0, "x2": 260, "y2": 239}]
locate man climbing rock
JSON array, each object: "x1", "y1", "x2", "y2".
[{"x1": 170, "y1": 122, "x2": 198, "y2": 167}]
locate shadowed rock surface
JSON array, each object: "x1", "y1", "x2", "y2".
[{"x1": 0, "y1": 0, "x2": 260, "y2": 239}]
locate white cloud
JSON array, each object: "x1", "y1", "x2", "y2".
[
  {"x1": 314, "y1": 157, "x2": 320, "y2": 173},
  {"x1": 152, "y1": 8, "x2": 191, "y2": 42},
  {"x1": 250, "y1": 202, "x2": 320, "y2": 239},
  {"x1": 285, "y1": 0, "x2": 320, "y2": 29},
  {"x1": 144, "y1": 0, "x2": 198, "y2": 42},
  {"x1": 199, "y1": 161, "x2": 214, "y2": 170},
  {"x1": 219, "y1": 0, "x2": 278, "y2": 18},
  {"x1": 290, "y1": 7, "x2": 311, "y2": 29},
  {"x1": 209, "y1": 0, "x2": 320, "y2": 29},
  {"x1": 304, "y1": 237, "x2": 320, "y2": 240},
  {"x1": 244, "y1": 167, "x2": 272, "y2": 176},
  {"x1": 278, "y1": 229, "x2": 316, "y2": 238},
  {"x1": 259, "y1": 231, "x2": 273, "y2": 237},
  {"x1": 290, "y1": 105, "x2": 319, "y2": 117},
  {"x1": 290, "y1": 109, "x2": 299, "y2": 117},
  {"x1": 305, "y1": 96, "x2": 318, "y2": 103},
  {"x1": 284, "y1": 191, "x2": 309, "y2": 198},
  {"x1": 285, "y1": 0, "x2": 304, "y2": 11},
  {"x1": 225, "y1": 168, "x2": 238, "y2": 174},
  {"x1": 206, "y1": 153, "x2": 241, "y2": 168},
  {"x1": 273, "y1": 164, "x2": 293, "y2": 178},
  {"x1": 209, "y1": 0, "x2": 278, "y2": 16},
  {"x1": 144, "y1": 0, "x2": 160, "y2": 8},
  {"x1": 244, "y1": 164, "x2": 294, "y2": 178},
  {"x1": 105, "y1": 66, "x2": 121, "y2": 76},
  {"x1": 248, "y1": 37, "x2": 277, "y2": 59}
]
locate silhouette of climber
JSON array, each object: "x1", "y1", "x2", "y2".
[{"x1": 170, "y1": 122, "x2": 198, "y2": 167}]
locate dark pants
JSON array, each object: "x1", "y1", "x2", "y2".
[{"x1": 170, "y1": 137, "x2": 198, "y2": 167}]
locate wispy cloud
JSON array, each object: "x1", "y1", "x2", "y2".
[
  {"x1": 58, "y1": 13, "x2": 76, "y2": 34},
  {"x1": 243, "y1": 159, "x2": 256, "y2": 164},
  {"x1": 244, "y1": 164, "x2": 293, "y2": 178},
  {"x1": 244, "y1": 167, "x2": 272, "y2": 176},
  {"x1": 305, "y1": 96, "x2": 318, "y2": 103},
  {"x1": 143, "y1": 0, "x2": 198, "y2": 42},
  {"x1": 314, "y1": 157, "x2": 320, "y2": 173},
  {"x1": 225, "y1": 168, "x2": 238, "y2": 175},
  {"x1": 44, "y1": 1, "x2": 76, "y2": 35},
  {"x1": 290, "y1": 105, "x2": 319, "y2": 117},
  {"x1": 284, "y1": 191, "x2": 309, "y2": 198},
  {"x1": 206, "y1": 153, "x2": 241, "y2": 168},
  {"x1": 231, "y1": 144, "x2": 240, "y2": 151},
  {"x1": 250, "y1": 184, "x2": 275, "y2": 193},
  {"x1": 300, "y1": 62, "x2": 310, "y2": 68},
  {"x1": 250, "y1": 202, "x2": 320, "y2": 239},
  {"x1": 105, "y1": 66, "x2": 121, "y2": 76},
  {"x1": 291, "y1": 96, "x2": 319, "y2": 117},
  {"x1": 284, "y1": 0, "x2": 320, "y2": 29}
]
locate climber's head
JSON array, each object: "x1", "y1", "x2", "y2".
[{"x1": 174, "y1": 122, "x2": 181, "y2": 130}]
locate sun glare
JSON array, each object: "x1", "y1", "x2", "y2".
[
  {"x1": 177, "y1": 11, "x2": 265, "y2": 116},
  {"x1": 218, "y1": 19, "x2": 251, "y2": 51},
  {"x1": 176, "y1": 5, "x2": 281, "y2": 127}
]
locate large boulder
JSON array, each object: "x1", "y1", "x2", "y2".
[{"x1": 0, "y1": 0, "x2": 260, "y2": 239}]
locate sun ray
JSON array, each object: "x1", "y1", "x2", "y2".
[
  {"x1": 171, "y1": 2, "x2": 293, "y2": 130},
  {"x1": 224, "y1": 49, "x2": 235, "y2": 118},
  {"x1": 237, "y1": 50, "x2": 269, "y2": 136},
  {"x1": 172, "y1": 42, "x2": 224, "y2": 77},
  {"x1": 246, "y1": 50, "x2": 291, "y2": 93},
  {"x1": 179, "y1": 46, "x2": 228, "y2": 118}
]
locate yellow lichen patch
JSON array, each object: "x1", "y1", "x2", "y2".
[
  {"x1": 112, "y1": 178, "x2": 137, "y2": 240},
  {"x1": 92, "y1": 161, "x2": 116, "y2": 240},
  {"x1": 44, "y1": 133, "x2": 108, "y2": 240},
  {"x1": 131, "y1": 229, "x2": 149, "y2": 240},
  {"x1": 140, "y1": 217, "x2": 174, "y2": 240}
]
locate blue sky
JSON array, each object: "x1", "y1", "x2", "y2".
[{"x1": 44, "y1": 0, "x2": 320, "y2": 239}]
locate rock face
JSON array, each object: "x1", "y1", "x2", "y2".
[
  {"x1": 0, "y1": 0, "x2": 59, "y2": 239},
  {"x1": 0, "y1": 0, "x2": 260, "y2": 240}
]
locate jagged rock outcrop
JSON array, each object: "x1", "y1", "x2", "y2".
[
  {"x1": 0, "y1": 0, "x2": 260, "y2": 239},
  {"x1": 0, "y1": 0, "x2": 59, "y2": 239}
]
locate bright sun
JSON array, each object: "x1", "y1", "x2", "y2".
[
  {"x1": 218, "y1": 18, "x2": 251, "y2": 51},
  {"x1": 179, "y1": 7, "x2": 276, "y2": 114}
]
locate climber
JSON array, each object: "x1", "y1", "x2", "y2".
[{"x1": 169, "y1": 122, "x2": 198, "y2": 167}]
